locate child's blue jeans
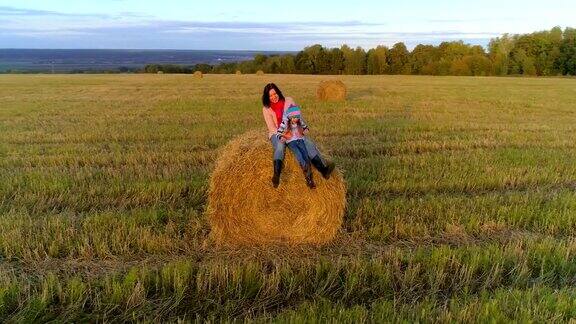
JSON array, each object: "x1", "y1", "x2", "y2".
[
  {"x1": 270, "y1": 135, "x2": 321, "y2": 162},
  {"x1": 286, "y1": 139, "x2": 310, "y2": 168}
]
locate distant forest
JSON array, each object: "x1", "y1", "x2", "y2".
[{"x1": 145, "y1": 27, "x2": 576, "y2": 77}]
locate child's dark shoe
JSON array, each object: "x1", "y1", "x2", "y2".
[
  {"x1": 303, "y1": 164, "x2": 316, "y2": 189},
  {"x1": 306, "y1": 177, "x2": 316, "y2": 189}
]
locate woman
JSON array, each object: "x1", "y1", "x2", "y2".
[{"x1": 262, "y1": 83, "x2": 334, "y2": 188}]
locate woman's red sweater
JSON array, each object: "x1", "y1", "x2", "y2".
[{"x1": 270, "y1": 100, "x2": 285, "y2": 127}]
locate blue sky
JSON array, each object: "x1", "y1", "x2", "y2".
[{"x1": 0, "y1": 0, "x2": 574, "y2": 50}]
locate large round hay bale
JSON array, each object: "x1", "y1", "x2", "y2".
[
  {"x1": 235, "y1": 70, "x2": 242, "y2": 75},
  {"x1": 207, "y1": 131, "x2": 346, "y2": 246},
  {"x1": 256, "y1": 70, "x2": 265, "y2": 75},
  {"x1": 317, "y1": 80, "x2": 347, "y2": 102},
  {"x1": 194, "y1": 71, "x2": 203, "y2": 78}
]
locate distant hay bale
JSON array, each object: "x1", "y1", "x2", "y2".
[
  {"x1": 317, "y1": 80, "x2": 347, "y2": 102},
  {"x1": 207, "y1": 130, "x2": 346, "y2": 246},
  {"x1": 235, "y1": 70, "x2": 242, "y2": 75},
  {"x1": 156, "y1": 71, "x2": 164, "y2": 74},
  {"x1": 256, "y1": 70, "x2": 265, "y2": 75},
  {"x1": 194, "y1": 71, "x2": 203, "y2": 78}
]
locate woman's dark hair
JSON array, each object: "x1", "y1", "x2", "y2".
[{"x1": 262, "y1": 83, "x2": 285, "y2": 108}]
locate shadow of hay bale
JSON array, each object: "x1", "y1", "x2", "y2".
[
  {"x1": 317, "y1": 80, "x2": 347, "y2": 102},
  {"x1": 207, "y1": 130, "x2": 346, "y2": 247}
]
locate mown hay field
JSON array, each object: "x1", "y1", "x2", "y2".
[{"x1": 1, "y1": 74, "x2": 576, "y2": 321}]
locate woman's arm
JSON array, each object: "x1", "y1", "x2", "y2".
[{"x1": 262, "y1": 107, "x2": 278, "y2": 138}]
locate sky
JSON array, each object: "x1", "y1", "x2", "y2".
[{"x1": 0, "y1": 0, "x2": 574, "y2": 50}]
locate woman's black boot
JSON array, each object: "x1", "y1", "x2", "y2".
[
  {"x1": 311, "y1": 156, "x2": 335, "y2": 179},
  {"x1": 272, "y1": 159, "x2": 283, "y2": 188}
]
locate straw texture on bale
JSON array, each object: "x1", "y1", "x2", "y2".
[
  {"x1": 193, "y1": 71, "x2": 203, "y2": 78},
  {"x1": 317, "y1": 80, "x2": 347, "y2": 102},
  {"x1": 207, "y1": 130, "x2": 346, "y2": 246},
  {"x1": 256, "y1": 70, "x2": 265, "y2": 75}
]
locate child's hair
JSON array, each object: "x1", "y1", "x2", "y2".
[{"x1": 262, "y1": 83, "x2": 285, "y2": 108}]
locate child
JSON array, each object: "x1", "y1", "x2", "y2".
[{"x1": 276, "y1": 105, "x2": 316, "y2": 188}]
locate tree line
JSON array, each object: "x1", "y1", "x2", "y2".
[{"x1": 144, "y1": 27, "x2": 576, "y2": 77}]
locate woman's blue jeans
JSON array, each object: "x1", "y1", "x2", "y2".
[{"x1": 270, "y1": 135, "x2": 321, "y2": 161}]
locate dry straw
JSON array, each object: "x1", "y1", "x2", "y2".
[
  {"x1": 207, "y1": 130, "x2": 346, "y2": 247},
  {"x1": 256, "y1": 70, "x2": 265, "y2": 75},
  {"x1": 317, "y1": 80, "x2": 347, "y2": 102},
  {"x1": 194, "y1": 71, "x2": 203, "y2": 78},
  {"x1": 235, "y1": 70, "x2": 242, "y2": 75}
]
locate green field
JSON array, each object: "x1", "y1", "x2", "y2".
[{"x1": 2, "y1": 74, "x2": 576, "y2": 321}]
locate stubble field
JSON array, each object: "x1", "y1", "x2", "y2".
[{"x1": 1, "y1": 74, "x2": 576, "y2": 321}]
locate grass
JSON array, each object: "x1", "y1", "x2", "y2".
[{"x1": 1, "y1": 73, "x2": 576, "y2": 321}]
